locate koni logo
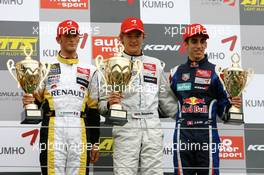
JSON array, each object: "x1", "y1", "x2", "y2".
[
  {"x1": 143, "y1": 44, "x2": 181, "y2": 51},
  {"x1": 41, "y1": 0, "x2": 88, "y2": 10},
  {"x1": 92, "y1": 36, "x2": 121, "y2": 59}
]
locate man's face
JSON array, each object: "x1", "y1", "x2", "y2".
[
  {"x1": 56, "y1": 33, "x2": 80, "y2": 53},
  {"x1": 184, "y1": 35, "x2": 207, "y2": 61},
  {"x1": 120, "y1": 30, "x2": 144, "y2": 55}
]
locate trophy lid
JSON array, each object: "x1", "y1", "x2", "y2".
[
  {"x1": 104, "y1": 43, "x2": 132, "y2": 64},
  {"x1": 229, "y1": 53, "x2": 243, "y2": 71},
  {"x1": 16, "y1": 47, "x2": 39, "y2": 67}
]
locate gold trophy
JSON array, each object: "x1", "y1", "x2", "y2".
[
  {"x1": 95, "y1": 44, "x2": 142, "y2": 125},
  {"x1": 218, "y1": 53, "x2": 253, "y2": 123},
  {"x1": 7, "y1": 47, "x2": 50, "y2": 124}
]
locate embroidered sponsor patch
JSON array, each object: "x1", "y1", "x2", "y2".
[
  {"x1": 49, "y1": 63, "x2": 61, "y2": 75},
  {"x1": 77, "y1": 67, "x2": 90, "y2": 76},
  {"x1": 194, "y1": 85, "x2": 209, "y2": 90},
  {"x1": 77, "y1": 77, "x2": 89, "y2": 88},
  {"x1": 177, "y1": 83, "x2": 191, "y2": 91},
  {"x1": 196, "y1": 69, "x2": 211, "y2": 78},
  {"x1": 143, "y1": 76, "x2": 157, "y2": 84},
  {"x1": 47, "y1": 75, "x2": 60, "y2": 85},
  {"x1": 194, "y1": 77, "x2": 211, "y2": 85},
  {"x1": 143, "y1": 63, "x2": 156, "y2": 76},
  {"x1": 50, "y1": 84, "x2": 57, "y2": 89},
  {"x1": 181, "y1": 73, "x2": 190, "y2": 81},
  {"x1": 183, "y1": 97, "x2": 205, "y2": 105},
  {"x1": 77, "y1": 67, "x2": 90, "y2": 81},
  {"x1": 182, "y1": 105, "x2": 208, "y2": 113}
]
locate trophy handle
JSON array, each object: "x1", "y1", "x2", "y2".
[
  {"x1": 129, "y1": 59, "x2": 142, "y2": 86},
  {"x1": 39, "y1": 62, "x2": 51, "y2": 88},
  {"x1": 6, "y1": 59, "x2": 20, "y2": 88},
  {"x1": 160, "y1": 61, "x2": 166, "y2": 70},
  {"x1": 242, "y1": 69, "x2": 254, "y2": 94},
  {"x1": 95, "y1": 55, "x2": 108, "y2": 87},
  {"x1": 215, "y1": 65, "x2": 225, "y2": 84},
  {"x1": 114, "y1": 43, "x2": 124, "y2": 57}
]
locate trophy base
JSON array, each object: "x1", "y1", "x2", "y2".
[
  {"x1": 228, "y1": 106, "x2": 244, "y2": 124},
  {"x1": 228, "y1": 112, "x2": 244, "y2": 124},
  {"x1": 110, "y1": 104, "x2": 122, "y2": 110},
  {"x1": 21, "y1": 109, "x2": 43, "y2": 124},
  {"x1": 25, "y1": 103, "x2": 39, "y2": 110},
  {"x1": 105, "y1": 109, "x2": 128, "y2": 126}
]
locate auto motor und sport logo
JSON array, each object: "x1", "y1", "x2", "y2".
[
  {"x1": 41, "y1": 0, "x2": 88, "y2": 10},
  {"x1": 219, "y1": 136, "x2": 244, "y2": 160},
  {"x1": 92, "y1": 36, "x2": 121, "y2": 59}
]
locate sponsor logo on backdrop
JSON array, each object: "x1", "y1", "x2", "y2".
[
  {"x1": 242, "y1": 45, "x2": 264, "y2": 56},
  {"x1": 127, "y1": 0, "x2": 135, "y2": 4},
  {"x1": 247, "y1": 144, "x2": 264, "y2": 151},
  {"x1": 142, "y1": 0, "x2": 174, "y2": 8},
  {"x1": 0, "y1": 91, "x2": 23, "y2": 101},
  {"x1": 163, "y1": 144, "x2": 173, "y2": 155},
  {"x1": 245, "y1": 99, "x2": 264, "y2": 107},
  {"x1": 219, "y1": 136, "x2": 244, "y2": 160},
  {"x1": 99, "y1": 137, "x2": 113, "y2": 157},
  {"x1": 144, "y1": 44, "x2": 180, "y2": 51},
  {"x1": 92, "y1": 36, "x2": 121, "y2": 59},
  {"x1": 0, "y1": 147, "x2": 25, "y2": 155},
  {"x1": 0, "y1": 36, "x2": 38, "y2": 56},
  {"x1": 42, "y1": 33, "x2": 88, "y2": 58},
  {"x1": 114, "y1": 0, "x2": 135, "y2": 5},
  {"x1": 21, "y1": 129, "x2": 39, "y2": 146},
  {"x1": 201, "y1": 0, "x2": 236, "y2": 7},
  {"x1": 42, "y1": 49, "x2": 59, "y2": 57},
  {"x1": 0, "y1": 0, "x2": 23, "y2": 5},
  {"x1": 207, "y1": 52, "x2": 226, "y2": 60},
  {"x1": 41, "y1": 0, "x2": 88, "y2": 9},
  {"x1": 241, "y1": 0, "x2": 264, "y2": 11},
  {"x1": 222, "y1": 35, "x2": 237, "y2": 51}
]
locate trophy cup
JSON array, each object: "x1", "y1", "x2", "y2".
[
  {"x1": 7, "y1": 47, "x2": 50, "y2": 124},
  {"x1": 96, "y1": 44, "x2": 142, "y2": 126},
  {"x1": 218, "y1": 53, "x2": 253, "y2": 123}
]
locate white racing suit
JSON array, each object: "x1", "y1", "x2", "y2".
[
  {"x1": 35, "y1": 53, "x2": 100, "y2": 175},
  {"x1": 96, "y1": 52, "x2": 178, "y2": 175}
]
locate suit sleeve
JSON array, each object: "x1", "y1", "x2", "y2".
[
  {"x1": 214, "y1": 68, "x2": 232, "y2": 121},
  {"x1": 86, "y1": 71, "x2": 101, "y2": 144},
  {"x1": 158, "y1": 63, "x2": 178, "y2": 118}
]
